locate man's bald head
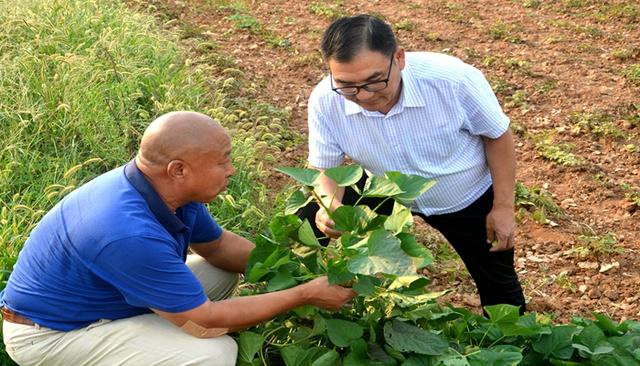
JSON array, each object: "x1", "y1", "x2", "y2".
[{"x1": 138, "y1": 111, "x2": 228, "y2": 167}]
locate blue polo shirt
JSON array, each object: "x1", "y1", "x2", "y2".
[{"x1": 0, "y1": 161, "x2": 223, "y2": 331}]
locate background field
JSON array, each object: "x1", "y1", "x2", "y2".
[{"x1": 0, "y1": 0, "x2": 638, "y2": 364}]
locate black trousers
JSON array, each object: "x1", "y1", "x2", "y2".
[{"x1": 298, "y1": 179, "x2": 526, "y2": 314}]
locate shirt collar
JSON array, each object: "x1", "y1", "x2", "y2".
[
  {"x1": 343, "y1": 67, "x2": 425, "y2": 116},
  {"x1": 124, "y1": 160, "x2": 186, "y2": 234}
]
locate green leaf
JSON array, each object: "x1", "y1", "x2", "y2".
[
  {"x1": 270, "y1": 214, "x2": 302, "y2": 244},
  {"x1": 343, "y1": 339, "x2": 369, "y2": 366},
  {"x1": 277, "y1": 167, "x2": 321, "y2": 186},
  {"x1": 327, "y1": 259, "x2": 356, "y2": 285},
  {"x1": 485, "y1": 304, "x2": 521, "y2": 325},
  {"x1": 571, "y1": 324, "x2": 614, "y2": 357},
  {"x1": 388, "y1": 275, "x2": 427, "y2": 290},
  {"x1": 281, "y1": 346, "x2": 327, "y2": 366},
  {"x1": 267, "y1": 268, "x2": 298, "y2": 291},
  {"x1": 311, "y1": 350, "x2": 341, "y2": 366},
  {"x1": 353, "y1": 275, "x2": 377, "y2": 296},
  {"x1": 326, "y1": 318, "x2": 364, "y2": 347},
  {"x1": 384, "y1": 203, "x2": 413, "y2": 234},
  {"x1": 533, "y1": 325, "x2": 577, "y2": 359},
  {"x1": 592, "y1": 312, "x2": 623, "y2": 336},
  {"x1": 397, "y1": 233, "x2": 433, "y2": 268},
  {"x1": 467, "y1": 347, "x2": 523, "y2": 366},
  {"x1": 348, "y1": 230, "x2": 416, "y2": 277},
  {"x1": 297, "y1": 219, "x2": 321, "y2": 247},
  {"x1": 362, "y1": 175, "x2": 404, "y2": 197},
  {"x1": 500, "y1": 313, "x2": 549, "y2": 337},
  {"x1": 385, "y1": 171, "x2": 436, "y2": 205},
  {"x1": 285, "y1": 189, "x2": 314, "y2": 215},
  {"x1": 333, "y1": 205, "x2": 377, "y2": 233},
  {"x1": 324, "y1": 165, "x2": 363, "y2": 187},
  {"x1": 383, "y1": 319, "x2": 449, "y2": 355},
  {"x1": 238, "y1": 331, "x2": 264, "y2": 363},
  {"x1": 246, "y1": 262, "x2": 270, "y2": 283}
]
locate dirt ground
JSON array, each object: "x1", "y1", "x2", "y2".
[{"x1": 156, "y1": 0, "x2": 639, "y2": 322}]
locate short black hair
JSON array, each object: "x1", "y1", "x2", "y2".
[{"x1": 321, "y1": 14, "x2": 397, "y2": 62}]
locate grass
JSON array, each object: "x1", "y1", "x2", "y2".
[{"x1": 0, "y1": 0, "x2": 292, "y2": 362}]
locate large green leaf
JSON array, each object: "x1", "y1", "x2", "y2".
[
  {"x1": 326, "y1": 318, "x2": 364, "y2": 347},
  {"x1": 270, "y1": 214, "x2": 302, "y2": 244},
  {"x1": 499, "y1": 313, "x2": 549, "y2": 337},
  {"x1": 311, "y1": 350, "x2": 340, "y2": 366},
  {"x1": 571, "y1": 324, "x2": 614, "y2": 358},
  {"x1": 533, "y1": 325, "x2": 578, "y2": 359},
  {"x1": 238, "y1": 331, "x2": 264, "y2": 363},
  {"x1": 397, "y1": 233, "x2": 433, "y2": 268},
  {"x1": 327, "y1": 259, "x2": 356, "y2": 285},
  {"x1": 384, "y1": 171, "x2": 436, "y2": 205},
  {"x1": 266, "y1": 267, "x2": 298, "y2": 291},
  {"x1": 333, "y1": 205, "x2": 377, "y2": 233},
  {"x1": 467, "y1": 346, "x2": 523, "y2": 366},
  {"x1": 281, "y1": 346, "x2": 327, "y2": 366},
  {"x1": 277, "y1": 167, "x2": 321, "y2": 186},
  {"x1": 285, "y1": 189, "x2": 314, "y2": 215},
  {"x1": 362, "y1": 175, "x2": 404, "y2": 197},
  {"x1": 383, "y1": 319, "x2": 449, "y2": 356},
  {"x1": 347, "y1": 230, "x2": 416, "y2": 277},
  {"x1": 384, "y1": 203, "x2": 413, "y2": 234},
  {"x1": 324, "y1": 165, "x2": 363, "y2": 187},
  {"x1": 485, "y1": 304, "x2": 521, "y2": 325},
  {"x1": 297, "y1": 219, "x2": 321, "y2": 247}
]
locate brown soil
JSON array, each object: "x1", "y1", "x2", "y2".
[{"x1": 156, "y1": 0, "x2": 639, "y2": 322}]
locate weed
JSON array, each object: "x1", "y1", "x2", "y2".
[
  {"x1": 395, "y1": 20, "x2": 417, "y2": 31},
  {"x1": 535, "y1": 79, "x2": 559, "y2": 95},
  {"x1": 506, "y1": 89, "x2": 529, "y2": 109},
  {"x1": 568, "y1": 111, "x2": 627, "y2": 139},
  {"x1": 623, "y1": 64, "x2": 640, "y2": 86},
  {"x1": 554, "y1": 271, "x2": 577, "y2": 293},
  {"x1": 488, "y1": 20, "x2": 524, "y2": 43},
  {"x1": 515, "y1": 182, "x2": 563, "y2": 225},
  {"x1": 571, "y1": 231, "x2": 623, "y2": 258},
  {"x1": 533, "y1": 134, "x2": 585, "y2": 167},
  {"x1": 309, "y1": 0, "x2": 346, "y2": 20}
]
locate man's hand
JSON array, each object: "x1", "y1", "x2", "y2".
[
  {"x1": 315, "y1": 207, "x2": 343, "y2": 239},
  {"x1": 299, "y1": 276, "x2": 356, "y2": 311},
  {"x1": 486, "y1": 206, "x2": 516, "y2": 252}
]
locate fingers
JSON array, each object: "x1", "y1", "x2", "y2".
[
  {"x1": 315, "y1": 209, "x2": 342, "y2": 239},
  {"x1": 489, "y1": 231, "x2": 514, "y2": 252}
]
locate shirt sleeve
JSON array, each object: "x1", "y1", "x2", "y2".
[
  {"x1": 91, "y1": 237, "x2": 208, "y2": 313},
  {"x1": 190, "y1": 203, "x2": 223, "y2": 243},
  {"x1": 307, "y1": 83, "x2": 345, "y2": 169},
  {"x1": 457, "y1": 64, "x2": 510, "y2": 138}
]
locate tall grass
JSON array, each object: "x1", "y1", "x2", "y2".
[{"x1": 0, "y1": 0, "x2": 285, "y2": 362}]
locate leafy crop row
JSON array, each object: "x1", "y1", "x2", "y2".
[{"x1": 237, "y1": 166, "x2": 640, "y2": 366}]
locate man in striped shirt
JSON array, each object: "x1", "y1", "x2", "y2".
[{"x1": 301, "y1": 14, "x2": 526, "y2": 313}]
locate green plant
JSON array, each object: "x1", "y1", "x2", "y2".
[
  {"x1": 570, "y1": 232, "x2": 623, "y2": 258},
  {"x1": 568, "y1": 111, "x2": 626, "y2": 138},
  {"x1": 623, "y1": 64, "x2": 640, "y2": 86},
  {"x1": 237, "y1": 166, "x2": 640, "y2": 365},
  {"x1": 488, "y1": 20, "x2": 524, "y2": 43},
  {"x1": 533, "y1": 134, "x2": 585, "y2": 167},
  {"x1": 309, "y1": 1, "x2": 346, "y2": 20},
  {"x1": 515, "y1": 182, "x2": 563, "y2": 225}
]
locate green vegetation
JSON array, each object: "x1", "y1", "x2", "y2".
[
  {"x1": 515, "y1": 182, "x2": 563, "y2": 225},
  {"x1": 623, "y1": 64, "x2": 640, "y2": 86},
  {"x1": 570, "y1": 231, "x2": 623, "y2": 258},
  {"x1": 568, "y1": 111, "x2": 627, "y2": 139},
  {"x1": 488, "y1": 20, "x2": 525, "y2": 43},
  {"x1": 238, "y1": 167, "x2": 640, "y2": 365},
  {"x1": 309, "y1": 0, "x2": 346, "y2": 20},
  {"x1": 0, "y1": 0, "x2": 292, "y2": 362},
  {"x1": 533, "y1": 134, "x2": 585, "y2": 167}
]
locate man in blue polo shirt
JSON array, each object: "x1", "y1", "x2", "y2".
[
  {"x1": 1, "y1": 111, "x2": 356, "y2": 366},
  {"x1": 299, "y1": 15, "x2": 526, "y2": 313}
]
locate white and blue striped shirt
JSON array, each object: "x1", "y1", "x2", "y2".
[{"x1": 307, "y1": 52, "x2": 510, "y2": 216}]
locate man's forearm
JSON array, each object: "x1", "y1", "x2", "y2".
[{"x1": 484, "y1": 129, "x2": 516, "y2": 209}]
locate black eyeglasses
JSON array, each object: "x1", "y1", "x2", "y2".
[{"x1": 330, "y1": 54, "x2": 394, "y2": 97}]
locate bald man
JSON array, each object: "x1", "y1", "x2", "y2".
[{"x1": 1, "y1": 111, "x2": 355, "y2": 366}]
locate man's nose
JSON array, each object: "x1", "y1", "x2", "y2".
[{"x1": 355, "y1": 89, "x2": 375, "y2": 101}]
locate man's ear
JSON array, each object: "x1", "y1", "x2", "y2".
[
  {"x1": 167, "y1": 160, "x2": 187, "y2": 180},
  {"x1": 395, "y1": 47, "x2": 406, "y2": 70}
]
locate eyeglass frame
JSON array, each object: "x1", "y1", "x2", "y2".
[{"x1": 330, "y1": 53, "x2": 395, "y2": 97}]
